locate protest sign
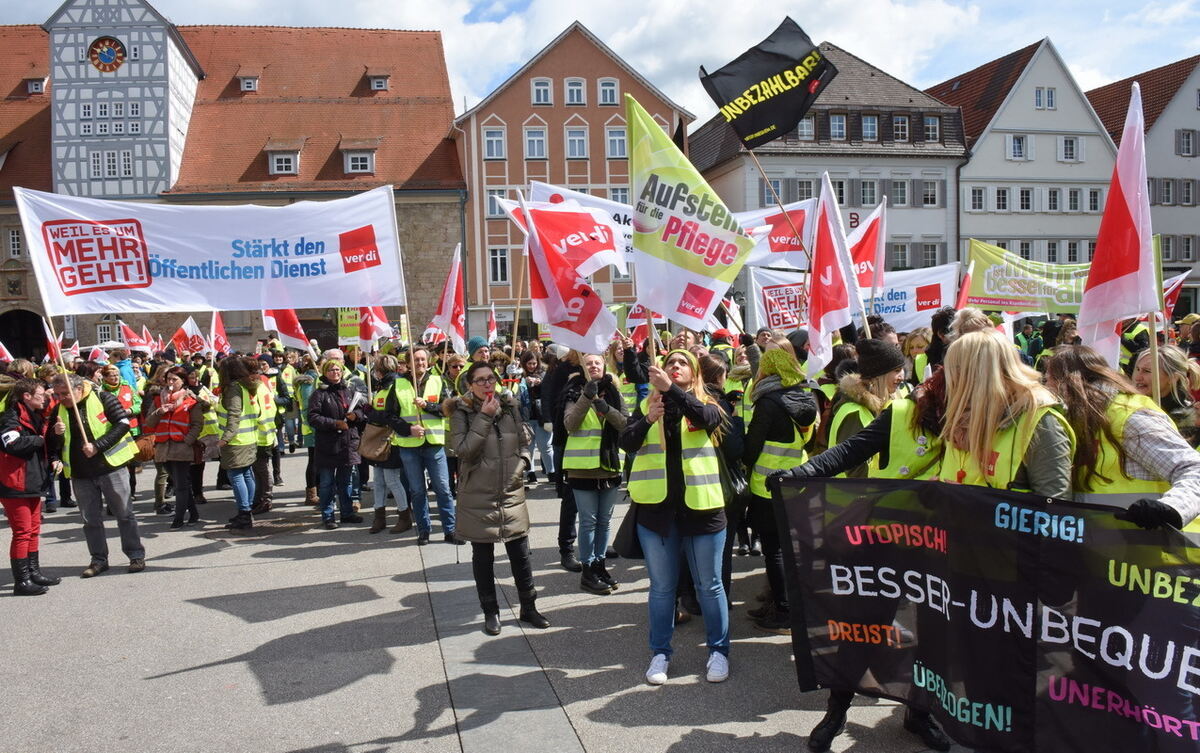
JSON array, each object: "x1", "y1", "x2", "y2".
[
  {"x1": 776, "y1": 476, "x2": 1200, "y2": 753},
  {"x1": 14, "y1": 185, "x2": 405, "y2": 315},
  {"x1": 530, "y1": 181, "x2": 634, "y2": 259},
  {"x1": 965, "y1": 240, "x2": 1089, "y2": 314}
]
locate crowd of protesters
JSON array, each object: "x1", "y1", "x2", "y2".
[{"x1": 2, "y1": 307, "x2": 1199, "y2": 752}]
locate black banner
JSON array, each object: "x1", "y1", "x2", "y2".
[
  {"x1": 699, "y1": 17, "x2": 838, "y2": 150},
  {"x1": 776, "y1": 477, "x2": 1200, "y2": 752}
]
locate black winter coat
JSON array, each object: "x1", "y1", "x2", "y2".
[{"x1": 307, "y1": 377, "x2": 362, "y2": 468}]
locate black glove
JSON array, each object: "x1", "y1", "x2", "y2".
[
  {"x1": 767, "y1": 467, "x2": 809, "y2": 494},
  {"x1": 1114, "y1": 499, "x2": 1184, "y2": 530},
  {"x1": 601, "y1": 373, "x2": 614, "y2": 390},
  {"x1": 582, "y1": 379, "x2": 600, "y2": 398},
  {"x1": 740, "y1": 333, "x2": 754, "y2": 347},
  {"x1": 593, "y1": 399, "x2": 610, "y2": 415}
]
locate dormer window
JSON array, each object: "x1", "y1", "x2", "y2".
[
  {"x1": 264, "y1": 136, "x2": 305, "y2": 175},
  {"x1": 25, "y1": 77, "x2": 46, "y2": 95},
  {"x1": 339, "y1": 137, "x2": 380, "y2": 174},
  {"x1": 366, "y1": 67, "x2": 392, "y2": 92},
  {"x1": 237, "y1": 66, "x2": 262, "y2": 93}
]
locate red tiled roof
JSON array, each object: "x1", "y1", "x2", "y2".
[
  {"x1": 924, "y1": 40, "x2": 1042, "y2": 148},
  {"x1": 1087, "y1": 55, "x2": 1200, "y2": 143},
  {"x1": 0, "y1": 26, "x2": 53, "y2": 201},
  {"x1": 169, "y1": 26, "x2": 463, "y2": 193}
]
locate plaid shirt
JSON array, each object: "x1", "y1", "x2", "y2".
[{"x1": 1121, "y1": 409, "x2": 1200, "y2": 525}]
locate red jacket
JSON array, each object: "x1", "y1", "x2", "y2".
[{"x1": 0, "y1": 401, "x2": 50, "y2": 497}]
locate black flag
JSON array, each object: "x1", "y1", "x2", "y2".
[{"x1": 699, "y1": 17, "x2": 837, "y2": 150}]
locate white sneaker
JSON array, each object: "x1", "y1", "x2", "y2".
[
  {"x1": 706, "y1": 652, "x2": 729, "y2": 683},
  {"x1": 645, "y1": 653, "x2": 670, "y2": 685}
]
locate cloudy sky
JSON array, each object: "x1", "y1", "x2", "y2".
[{"x1": 10, "y1": 0, "x2": 1200, "y2": 124}]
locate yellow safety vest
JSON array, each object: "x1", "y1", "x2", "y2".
[
  {"x1": 562, "y1": 404, "x2": 618, "y2": 472},
  {"x1": 912, "y1": 353, "x2": 929, "y2": 384},
  {"x1": 872, "y1": 400, "x2": 941, "y2": 480},
  {"x1": 749, "y1": 410, "x2": 811, "y2": 498},
  {"x1": 214, "y1": 384, "x2": 260, "y2": 446},
  {"x1": 1076, "y1": 393, "x2": 1175, "y2": 508},
  {"x1": 59, "y1": 390, "x2": 136, "y2": 478},
  {"x1": 828, "y1": 399, "x2": 880, "y2": 477},
  {"x1": 627, "y1": 397, "x2": 723, "y2": 511},
  {"x1": 734, "y1": 378, "x2": 754, "y2": 426},
  {"x1": 938, "y1": 405, "x2": 1074, "y2": 491},
  {"x1": 371, "y1": 381, "x2": 405, "y2": 447},
  {"x1": 395, "y1": 374, "x2": 446, "y2": 447},
  {"x1": 196, "y1": 386, "x2": 220, "y2": 439},
  {"x1": 1119, "y1": 322, "x2": 1150, "y2": 368},
  {"x1": 255, "y1": 382, "x2": 277, "y2": 447},
  {"x1": 619, "y1": 379, "x2": 638, "y2": 415},
  {"x1": 297, "y1": 380, "x2": 313, "y2": 440}
]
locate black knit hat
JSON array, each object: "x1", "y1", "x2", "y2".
[{"x1": 856, "y1": 338, "x2": 905, "y2": 380}]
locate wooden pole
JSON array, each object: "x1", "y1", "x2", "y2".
[
  {"x1": 1148, "y1": 315, "x2": 1163, "y2": 406},
  {"x1": 511, "y1": 191, "x2": 535, "y2": 345},
  {"x1": 43, "y1": 316, "x2": 88, "y2": 436}
]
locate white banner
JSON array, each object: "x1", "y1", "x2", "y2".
[
  {"x1": 750, "y1": 262, "x2": 960, "y2": 334},
  {"x1": 14, "y1": 185, "x2": 406, "y2": 315},
  {"x1": 734, "y1": 198, "x2": 818, "y2": 269}
]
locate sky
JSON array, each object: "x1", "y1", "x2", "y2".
[{"x1": 9, "y1": 0, "x2": 1200, "y2": 126}]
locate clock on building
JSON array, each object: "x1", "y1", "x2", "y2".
[{"x1": 88, "y1": 37, "x2": 127, "y2": 73}]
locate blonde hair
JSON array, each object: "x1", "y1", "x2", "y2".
[
  {"x1": 902, "y1": 327, "x2": 932, "y2": 357},
  {"x1": 949, "y1": 308, "x2": 993, "y2": 341},
  {"x1": 941, "y1": 330, "x2": 1055, "y2": 479},
  {"x1": 1136, "y1": 345, "x2": 1200, "y2": 406}
]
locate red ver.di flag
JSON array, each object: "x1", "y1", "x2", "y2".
[
  {"x1": 806, "y1": 173, "x2": 863, "y2": 373},
  {"x1": 498, "y1": 197, "x2": 627, "y2": 277},
  {"x1": 262, "y1": 309, "x2": 310, "y2": 352},
  {"x1": 430, "y1": 245, "x2": 466, "y2": 354},
  {"x1": 13, "y1": 185, "x2": 405, "y2": 315},
  {"x1": 735, "y1": 198, "x2": 817, "y2": 269},
  {"x1": 171, "y1": 316, "x2": 206, "y2": 354}
]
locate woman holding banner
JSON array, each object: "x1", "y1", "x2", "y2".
[
  {"x1": 1045, "y1": 346, "x2": 1200, "y2": 528},
  {"x1": 619, "y1": 349, "x2": 729, "y2": 686}
]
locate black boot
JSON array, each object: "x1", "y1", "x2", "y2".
[
  {"x1": 580, "y1": 561, "x2": 612, "y2": 595},
  {"x1": 595, "y1": 558, "x2": 618, "y2": 590},
  {"x1": 807, "y1": 690, "x2": 853, "y2": 752},
  {"x1": 518, "y1": 589, "x2": 550, "y2": 629},
  {"x1": 903, "y1": 708, "x2": 951, "y2": 751},
  {"x1": 225, "y1": 510, "x2": 253, "y2": 530},
  {"x1": 27, "y1": 552, "x2": 61, "y2": 586},
  {"x1": 481, "y1": 601, "x2": 502, "y2": 636},
  {"x1": 11, "y1": 558, "x2": 48, "y2": 596},
  {"x1": 559, "y1": 549, "x2": 582, "y2": 573}
]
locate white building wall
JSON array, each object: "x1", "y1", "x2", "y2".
[
  {"x1": 165, "y1": 31, "x2": 198, "y2": 189},
  {"x1": 959, "y1": 43, "x2": 1116, "y2": 264}
]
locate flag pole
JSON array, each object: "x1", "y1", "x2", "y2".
[
  {"x1": 42, "y1": 316, "x2": 88, "y2": 436},
  {"x1": 747, "y1": 149, "x2": 813, "y2": 271},
  {"x1": 868, "y1": 196, "x2": 886, "y2": 316},
  {"x1": 512, "y1": 191, "x2": 535, "y2": 345},
  {"x1": 1148, "y1": 315, "x2": 1162, "y2": 406}
]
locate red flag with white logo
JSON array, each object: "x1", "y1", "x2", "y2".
[
  {"x1": 499, "y1": 198, "x2": 627, "y2": 277},
  {"x1": 68, "y1": 340, "x2": 80, "y2": 359},
  {"x1": 210, "y1": 311, "x2": 230, "y2": 355},
  {"x1": 735, "y1": 198, "x2": 819, "y2": 269},
  {"x1": 171, "y1": 316, "x2": 207, "y2": 354},
  {"x1": 846, "y1": 200, "x2": 887, "y2": 292},
  {"x1": 262, "y1": 309, "x2": 310, "y2": 352},
  {"x1": 487, "y1": 303, "x2": 498, "y2": 343},
  {"x1": 358, "y1": 307, "x2": 392, "y2": 351},
  {"x1": 119, "y1": 320, "x2": 150, "y2": 351},
  {"x1": 805, "y1": 173, "x2": 863, "y2": 374},
  {"x1": 422, "y1": 322, "x2": 447, "y2": 345},
  {"x1": 1162, "y1": 271, "x2": 1188, "y2": 323},
  {"x1": 1077, "y1": 83, "x2": 1159, "y2": 366},
  {"x1": 431, "y1": 245, "x2": 466, "y2": 354},
  {"x1": 42, "y1": 319, "x2": 62, "y2": 362},
  {"x1": 88, "y1": 345, "x2": 106, "y2": 362}
]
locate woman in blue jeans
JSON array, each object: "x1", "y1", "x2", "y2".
[
  {"x1": 307, "y1": 360, "x2": 365, "y2": 529},
  {"x1": 216, "y1": 356, "x2": 262, "y2": 531},
  {"x1": 619, "y1": 348, "x2": 729, "y2": 686},
  {"x1": 560, "y1": 352, "x2": 626, "y2": 595}
]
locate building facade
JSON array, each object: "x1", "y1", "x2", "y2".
[
  {"x1": 1088, "y1": 55, "x2": 1200, "y2": 315},
  {"x1": 927, "y1": 39, "x2": 1116, "y2": 270},
  {"x1": 0, "y1": 0, "x2": 464, "y2": 358},
  {"x1": 690, "y1": 42, "x2": 966, "y2": 330},
  {"x1": 451, "y1": 22, "x2": 690, "y2": 338}
]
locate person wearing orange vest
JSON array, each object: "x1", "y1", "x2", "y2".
[{"x1": 142, "y1": 366, "x2": 204, "y2": 529}]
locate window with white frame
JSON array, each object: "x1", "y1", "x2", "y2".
[
  {"x1": 130, "y1": 45, "x2": 139, "y2": 60},
  {"x1": 1088, "y1": 241, "x2": 1096, "y2": 261},
  {"x1": 893, "y1": 115, "x2": 909, "y2": 142},
  {"x1": 860, "y1": 179, "x2": 876, "y2": 206},
  {"x1": 892, "y1": 243, "x2": 909, "y2": 268},
  {"x1": 1067, "y1": 241, "x2": 1079, "y2": 262},
  {"x1": 1162, "y1": 180, "x2": 1174, "y2": 204},
  {"x1": 996, "y1": 188, "x2": 1009, "y2": 211},
  {"x1": 565, "y1": 79, "x2": 585, "y2": 106},
  {"x1": 1035, "y1": 87, "x2": 1044, "y2": 109},
  {"x1": 598, "y1": 79, "x2": 618, "y2": 106},
  {"x1": 797, "y1": 116, "x2": 815, "y2": 140},
  {"x1": 1182, "y1": 180, "x2": 1195, "y2": 205},
  {"x1": 486, "y1": 189, "x2": 506, "y2": 217},
  {"x1": 95, "y1": 323, "x2": 114, "y2": 343},
  {"x1": 1010, "y1": 135, "x2": 1027, "y2": 160},
  {"x1": 970, "y1": 187, "x2": 985, "y2": 211},
  {"x1": 1088, "y1": 189, "x2": 1101, "y2": 212},
  {"x1": 269, "y1": 152, "x2": 297, "y2": 175},
  {"x1": 924, "y1": 116, "x2": 940, "y2": 142},
  {"x1": 344, "y1": 151, "x2": 374, "y2": 173},
  {"x1": 105, "y1": 150, "x2": 118, "y2": 178},
  {"x1": 1019, "y1": 188, "x2": 1032, "y2": 211},
  {"x1": 1181, "y1": 130, "x2": 1195, "y2": 156},
  {"x1": 96, "y1": 122, "x2": 109, "y2": 136},
  {"x1": 8, "y1": 229, "x2": 22, "y2": 257},
  {"x1": 488, "y1": 248, "x2": 509, "y2": 284},
  {"x1": 922, "y1": 243, "x2": 939, "y2": 267},
  {"x1": 1183, "y1": 236, "x2": 1195, "y2": 262},
  {"x1": 831, "y1": 179, "x2": 847, "y2": 205},
  {"x1": 112, "y1": 102, "x2": 124, "y2": 118},
  {"x1": 1068, "y1": 188, "x2": 1081, "y2": 211},
  {"x1": 97, "y1": 102, "x2": 109, "y2": 118},
  {"x1": 862, "y1": 115, "x2": 878, "y2": 141},
  {"x1": 1046, "y1": 87, "x2": 1056, "y2": 109},
  {"x1": 112, "y1": 122, "x2": 124, "y2": 135},
  {"x1": 891, "y1": 180, "x2": 907, "y2": 206},
  {"x1": 129, "y1": 122, "x2": 141, "y2": 134},
  {"x1": 1162, "y1": 235, "x2": 1175, "y2": 261},
  {"x1": 120, "y1": 150, "x2": 133, "y2": 178},
  {"x1": 484, "y1": 128, "x2": 505, "y2": 159},
  {"x1": 128, "y1": 102, "x2": 140, "y2": 117},
  {"x1": 609, "y1": 187, "x2": 629, "y2": 204},
  {"x1": 80, "y1": 122, "x2": 93, "y2": 136},
  {"x1": 531, "y1": 78, "x2": 551, "y2": 106},
  {"x1": 922, "y1": 180, "x2": 938, "y2": 207},
  {"x1": 797, "y1": 179, "x2": 814, "y2": 201},
  {"x1": 762, "y1": 179, "x2": 782, "y2": 207},
  {"x1": 1019, "y1": 241, "x2": 1032, "y2": 260},
  {"x1": 1046, "y1": 241, "x2": 1058, "y2": 262},
  {"x1": 525, "y1": 128, "x2": 547, "y2": 159},
  {"x1": 1047, "y1": 188, "x2": 1060, "y2": 211},
  {"x1": 606, "y1": 127, "x2": 626, "y2": 158},
  {"x1": 830, "y1": 114, "x2": 846, "y2": 140},
  {"x1": 1061, "y1": 136, "x2": 1078, "y2": 161},
  {"x1": 240, "y1": 77, "x2": 258, "y2": 92},
  {"x1": 80, "y1": 103, "x2": 92, "y2": 119},
  {"x1": 566, "y1": 128, "x2": 587, "y2": 158},
  {"x1": 89, "y1": 151, "x2": 102, "y2": 179},
  {"x1": 369, "y1": 76, "x2": 389, "y2": 91}
]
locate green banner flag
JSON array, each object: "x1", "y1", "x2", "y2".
[
  {"x1": 337, "y1": 307, "x2": 359, "y2": 345},
  {"x1": 964, "y1": 239, "x2": 1090, "y2": 313}
]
